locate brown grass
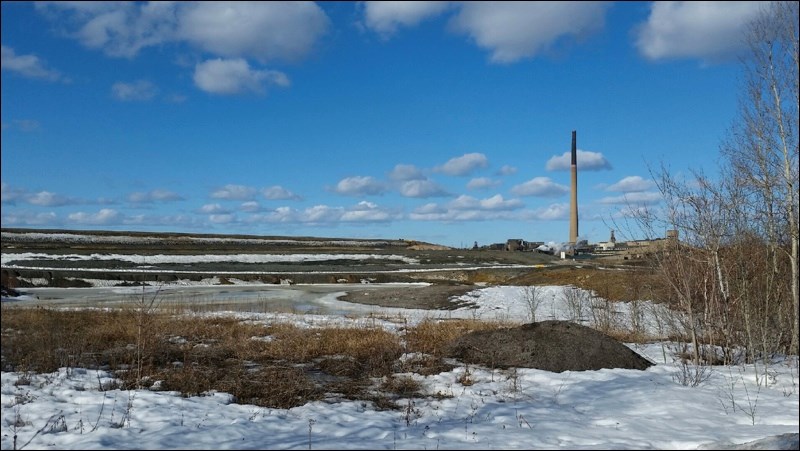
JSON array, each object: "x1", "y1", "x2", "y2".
[
  {"x1": 1, "y1": 306, "x2": 506, "y2": 409},
  {"x1": 404, "y1": 318, "x2": 513, "y2": 357}
]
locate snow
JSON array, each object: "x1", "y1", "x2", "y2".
[
  {"x1": 0, "y1": 252, "x2": 420, "y2": 266},
  {"x1": 2, "y1": 284, "x2": 798, "y2": 450}
]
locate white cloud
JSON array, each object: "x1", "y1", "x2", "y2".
[
  {"x1": 67, "y1": 208, "x2": 121, "y2": 225},
  {"x1": 599, "y1": 191, "x2": 663, "y2": 205},
  {"x1": 435, "y1": 152, "x2": 489, "y2": 176},
  {"x1": 496, "y1": 165, "x2": 517, "y2": 176},
  {"x1": 511, "y1": 177, "x2": 569, "y2": 197},
  {"x1": 606, "y1": 176, "x2": 655, "y2": 193},
  {"x1": 1, "y1": 45, "x2": 64, "y2": 81},
  {"x1": 399, "y1": 180, "x2": 449, "y2": 198},
  {"x1": 388, "y1": 164, "x2": 425, "y2": 181},
  {"x1": 466, "y1": 177, "x2": 500, "y2": 190},
  {"x1": 340, "y1": 201, "x2": 394, "y2": 222},
  {"x1": 413, "y1": 202, "x2": 446, "y2": 215},
  {"x1": 209, "y1": 213, "x2": 235, "y2": 224},
  {"x1": 546, "y1": 150, "x2": 611, "y2": 171},
  {"x1": 240, "y1": 201, "x2": 261, "y2": 212},
  {"x1": 409, "y1": 196, "x2": 521, "y2": 222},
  {"x1": 112, "y1": 80, "x2": 157, "y2": 101},
  {"x1": 332, "y1": 176, "x2": 387, "y2": 196},
  {"x1": 530, "y1": 203, "x2": 569, "y2": 221},
  {"x1": 35, "y1": 2, "x2": 329, "y2": 62},
  {"x1": 449, "y1": 2, "x2": 610, "y2": 63},
  {"x1": 211, "y1": 184, "x2": 257, "y2": 200},
  {"x1": 246, "y1": 201, "x2": 397, "y2": 225},
  {"x1": 0, "y1": 210, "x2": 58, "y2": 226},
  {"x1": 635, "y1": 1, "x2": 763, "y2": 63},
  {"x1": 177, "y1": 2, "x2": 329, "y2": 63},
  {"x1": 362, "y1": 1, "x2": 451, "y2": 37},
  {"x1": 43, "y1": 2, "x2": 176, "y2": 58},
  {"x1": 449, "y1": 194, "x2": 522, "y2": 211},
  {"x1": 305, "y1": 205, "x2": 345, "y2": 223},
  {"x1": 194, "y1": 58, "x2": 289, "y2": 95},
  {"x1": 262, "y1": 186, "x2": 302, "y2": 201},
  {"x1": 25, "y1": 191, "x2": 74, "y2": 207},
  {"x1": 128, "y1": 189, "x2": 183, "y2": 203},
  {"x1": 199, "y1": 203, "x2": 229, "y2": 214}
]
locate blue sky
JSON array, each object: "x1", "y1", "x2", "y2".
[{"x1": 1, "y1": 1, "x2": 765, "y2": 248}]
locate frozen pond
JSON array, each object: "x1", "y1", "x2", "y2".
[{"x1": 7, "y1": 283, "x2": 424, "y2": 315}]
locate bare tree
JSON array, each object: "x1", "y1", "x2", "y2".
[
  {"x1": 521, "y1": 285, "x2": 544, "y2": 323},
  {"x1": 722, "y1": 0, "x2": 799, "y2": 354}
]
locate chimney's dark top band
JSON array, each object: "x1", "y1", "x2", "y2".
[{"x1": 571, "y1": 130, "x2": 577, "y2": 165}]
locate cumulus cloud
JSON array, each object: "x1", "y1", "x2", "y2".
[
  {"x1": 530, "y1": 203, "x2": 569, "y2": 221},
  {"x1": 245, "y1": 201, "x2": 397, "y2": 225},
  {"x1": 1, "y1": 45, "x2": 64, "y2": 81},
  {"x1": 362, "y1": 1, "x2": 452, "y2": 37},
  {"x1": 435, "y1": 152, "x2": 489, "y2": 176},
  {"x1": 177, "y1": 2, "x2": 329, "y2": 63},
  {"x1": 449, "y1": 2, "x2": 610, "y2": 63},
  {"x1": 466, "y1": 177, "x2": 500, "y2": 190},
  {"x1": 388, "y1": 164, "x2": 425, "y2": 181},
  {"x1": 25, "y1": 191, "x2": 75, "y2": 207},
  {"x1": 211, "y1": 184, "x2": 257, "y2": 200},
  {"x1": 332, "y1": 176, "x2": 387, "y2": 196},
  {"x1": 399, "y1": 180, "x2": 449, "y2": 198},
  {"x1": 209, "y1": 213, "x2": 235, "y2": 224},
  {"x1": 194, "y1": 58, "x2": 289, "y2": 95},
  {"x1": 2, "y1": 211, "x2": 59, "y2": 226},
  {"x1": 262, "y1": 185, "x2": 302, "y2": 201},
  {"x1": 67, "y1": 208, "x2": 122, "y2": 225},
  {"x1": 35, "y1": 2, "x2": 329, "y2": 62},
  {"x1": 599, "y1": 191, "x2": 663, "y2": 205},
  {"x1": 239, "y1": 201, "x2": 261, "y2": 212},
  {"x1": 511, "y1": 177, "x2": 569, "y2": 197},
  {"x1": 340, "y1": 201, "x2": 394, "y2": 222},
  {"x1": 496, "y1": 165, "x2": 517, "y2": 176},
  {"x1": 408, "y1": 197, "x2": 521, "y2": 222},
  {"x1": 112, "y1": 80, "x2": 157, "y2": 101},
  {"x1": 198, "y1": 203, "x2": 229, "y2": 214},
  {"x1": 635, "y1": 1, "x2": 763, "y2": 63},
  {"x1": 546, "y1": 150, "x2": 611, "y2": 171},
  {"x1": 606, "y1": 176, "x2": 655, "y2": 192},
  {"x1": 128, "y1": 189, "x2": 184, "y2": 203},
  {"x1": 449, "y1": 194, "x2": 522, "y2": 211}
]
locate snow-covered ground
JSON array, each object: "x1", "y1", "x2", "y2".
[{"x1": 2, "y1": 284, "x2": 798, "y2": 450}]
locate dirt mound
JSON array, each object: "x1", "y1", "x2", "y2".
[{"x1": 445, "y1": 320, "x2": 654, "y2": 372}]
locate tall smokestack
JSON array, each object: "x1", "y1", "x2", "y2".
[{"x1": 569, "y1": 130, "x2": 579, "y2": 245}]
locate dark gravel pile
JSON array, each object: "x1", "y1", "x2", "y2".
[{"x1": 445, "y1": 320, "x2": 654, "y2": 372}]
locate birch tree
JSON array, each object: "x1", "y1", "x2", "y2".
[{"x1": 722, "y1": 0, "x2": 799, "y2": 354}]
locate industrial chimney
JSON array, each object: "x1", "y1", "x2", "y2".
[{"x1": 569, "y1": 130, "x2": 579, "y2": 245}]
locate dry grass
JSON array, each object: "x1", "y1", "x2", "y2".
[
  {"x1": 0, "y1": 306, "x2": 508, "y2": 410},
  {"x1": 404, "y1": 318, "x2": 513, "y2": 357}
]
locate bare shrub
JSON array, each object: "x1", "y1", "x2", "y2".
[
  {"x1": 672, "y1": 359, "x2": 713, "y2": 388},
  {"x1": 561, "y1": 286, "x2": 588, "y2": 323},
  {"x1": 521, "y1": 286, "x2": 544, "y2": 323},
  {"x1": 588, "y1": 295, "x2": 617, "y2": 334},
  {"x1": 381, "y1": 375, "x2": 423, "y2": 397}
]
